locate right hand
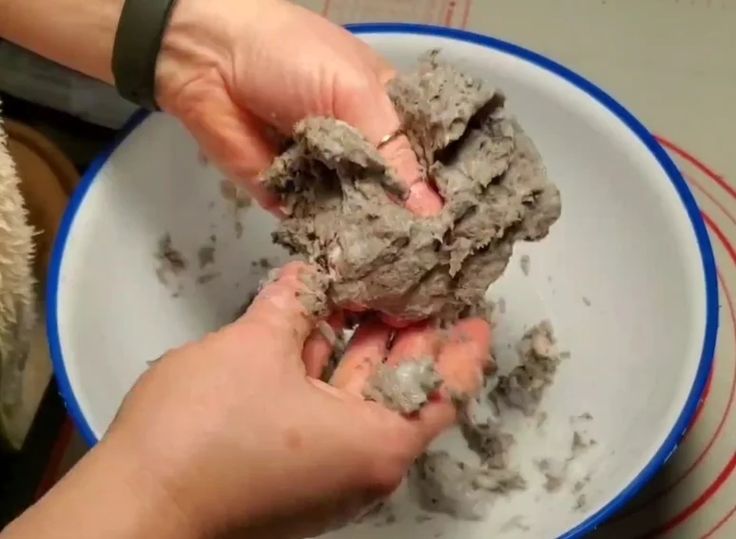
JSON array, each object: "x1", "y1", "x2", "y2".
[{"x1": 106, "y1": 263, "x2": 490, "y2": 538}]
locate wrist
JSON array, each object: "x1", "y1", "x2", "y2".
[
  {"x1": 94, "y1": 429, "x2": 208, "y2": 539},
  {"x1": 154, "y1": 0, "x2": 236, "y2": 113},
  {"x1": 3, "y1": 429, "x2": 204, "y2": 539}
]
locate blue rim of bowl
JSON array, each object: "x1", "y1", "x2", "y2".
[{"x1": 47, "y1": 23, "x2": 718, "y2": 538}]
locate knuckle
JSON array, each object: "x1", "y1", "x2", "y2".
[{"x1": 335, "y1": 72, "x2": 378, "y2": 113}]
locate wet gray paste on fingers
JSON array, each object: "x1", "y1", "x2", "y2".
[
  {"x1": 263, "y1": 52, "x2": 561, "y2": 321},
  {"x1": 295, "y1": 268, "x2": 330, "y2": 319},
  {"x1": 364, "y1": 358, "x2": 442, "y2": 414},
  {"x1": 250, "y1": 267, "x2": 330, "y2": 320},
  {"x1": 410, "y1": 320, "x2": 563, "y2": 521}
]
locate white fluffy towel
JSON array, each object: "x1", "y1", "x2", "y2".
[{"x1": 0, "y1": 99, "x2": 37, "y2": 424}]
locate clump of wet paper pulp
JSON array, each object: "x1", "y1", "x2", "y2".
[
  {"x1": 263, "y1": 52, "x2": 561, "y2": 322},
  {"x1": 411, "y1": 321, "x2": 568, "y2": 520},
  {"x1": 364, "y1": 358, "x2": 442, "y2": 414}
]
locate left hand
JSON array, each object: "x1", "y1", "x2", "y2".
[{"x1": 155, "y1": 0, "x2": 442, "y2": 216}]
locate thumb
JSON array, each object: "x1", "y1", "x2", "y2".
[
  {"x1": 238, "y1": 262, "x2": 329, "y2": 350},
  {"x1": 336, "y1": 79, "x2": 443, "y2": 217}
]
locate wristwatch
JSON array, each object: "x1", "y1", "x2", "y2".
[{"x1": 112, "y1": 0, "x2": 180, "y2": 110}]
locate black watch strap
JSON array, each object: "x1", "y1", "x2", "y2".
[{"x1": 112, "y1": 0, "x2": 179, "y2": 111}]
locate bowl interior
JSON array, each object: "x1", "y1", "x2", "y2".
[{"x1": 51, "y1": 28, "x2": 712, "y2": 538}]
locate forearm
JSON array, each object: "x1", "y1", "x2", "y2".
[
  {"x1": 0, "y1": 0, "x2": 124, "y2": 83},
  {"x1": 1, "y1": 433, "x2": 200, "y2": 539}
]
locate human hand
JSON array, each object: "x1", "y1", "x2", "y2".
[
  {"x1": 155, "y1": 0, "x2": 442, "y2": 216},
  {"x1": 105, "y1": 262, "x2": 490, "y2": 538}
]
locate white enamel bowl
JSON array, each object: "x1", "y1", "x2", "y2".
[{"x1": 48, "y1": 24, "x2": 717, "y2": 538}]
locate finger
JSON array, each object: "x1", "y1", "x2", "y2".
[
  {"x1": 342, "y1": 300, "x2": 368, "y2": 313},
  {"x1": 334, "y1": 79, "x2": 443, "y2": 217},
  {"x1": 404, "y1": 179, "x2": 445, "y2": 216},
  {"x1": 239, "y1": 262, "x2": 327, "y2": 351},
  {"x1": 367, "y1": 62, "x2": 437, "y2": 207},
  {"x1": 406, "y1": 318, "x2": 492, "y2": 445},
  {"x1": 378, "y1": 135, "x2": 443, "y2": 218},
  {"x1": 412, "y1": 399, "x2": 458, "y2": 446},
  {"x1": 385, "y1": 322, "x2": 441, "y2": 366},
  {"x1": 384, "y1": 324, "x2": 452, "y2": 445},
  {"x1": 174, "y1": 84, "x2": 280, "y2": 211},
  {"x1": 379, "y1": 313, "x2": 413, "y2": 328},
  {"x1": 330, "y1": 321, "x2": 391, "y2": 395},
  {"x1": 435, "y1": 318, "x2": 493, "y2": 397},
  {"x1": 302, "y1": 312, "x2": 345, "y2": 379},
  {"x1": 374, "y1": 63, "x2": 397, "y2": 87},
  {"x1": 336, "y1": 75, "x2": 399, "y2": 148},
  {"x1": 346, "y1": 30, "x2": 396, "y2": 84}
]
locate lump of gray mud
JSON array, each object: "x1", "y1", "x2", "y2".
[
  {"x1": 493, "y1": 320, "x2": 559, "y2": 415},
  {"x1": 459, "y1": 407, "x2": 515, "y2": 470},
  {"x1": 364, "y1": 358, "x2": 442, "y2": 415},
  {"x1": 411, "y1": 451, "x2": 526, "y2": 520},
  {"x1": 408, "y1": 320, "x2": 564, "y2": 521},
  {"x1": 263, "y1": 52, "x2": 561, "y2": 322}
]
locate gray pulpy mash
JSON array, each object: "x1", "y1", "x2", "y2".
[{"x1": 263, "y1": 52, "x2": 561, "y2": 322}]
